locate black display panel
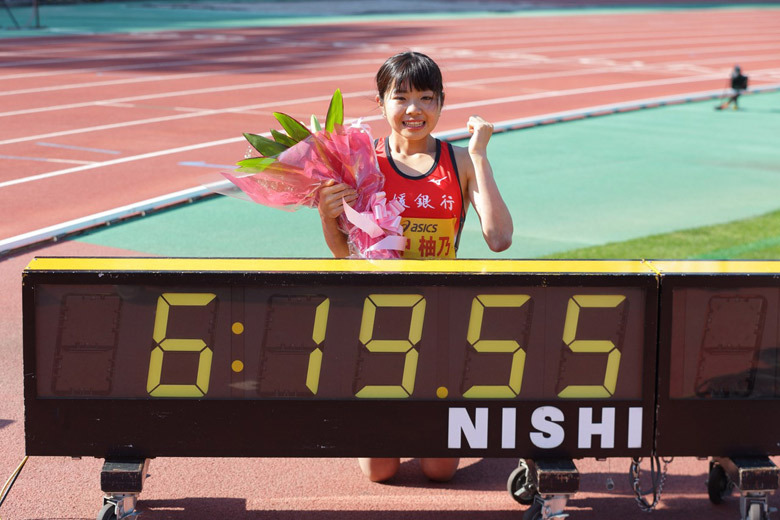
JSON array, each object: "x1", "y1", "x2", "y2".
[
  {"x1": 656, "y1": 274, "x2": 780, "y2": 457},
  {"x1": 668, "y1": 287, "x2": 779, "y2": 400},
  {"x1": 34, "y1": 284, "x2": 646, "y2": 401},
  {"x1": 23, "y1": 259, "x2": 658, "y2": 459}
]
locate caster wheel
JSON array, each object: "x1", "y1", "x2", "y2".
[
  {"x1": 507, "y1": 460, "x2": 537, "y2": 505},
  {"x1": 522, "y1": 500, "x2": 543, "y2": 520},
  {"x1": 707, "y1": 463, "x2": 730, "y2": 504},
  {"x1": 748, "y1": 502, "x2": 765, "y2": 520},
  {"x1": 97, "y1": 503, "x2": 117, "y2": 520}
]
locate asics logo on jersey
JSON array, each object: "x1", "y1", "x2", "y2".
[{"x1": 409, "y1": 223, "x2": 438, "y2": 233}]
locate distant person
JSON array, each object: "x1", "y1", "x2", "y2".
[{"x1": 716, "y1": 65, "x2": 748, "y2": 110}]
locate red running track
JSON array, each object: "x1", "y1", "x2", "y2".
[
  {"x1": 2, "y1": 7, "x2": 780, "y2": 520},
  {"x1": 1, "y1": 7, "x2": 780, "y2": 246}
]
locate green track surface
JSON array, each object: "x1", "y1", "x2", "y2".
[{"x1": 75, "y1": 91, "x2": 780, "y2": 259}]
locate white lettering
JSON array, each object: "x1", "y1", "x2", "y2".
[
  {"x1": 628, "y1": 407, "x2": 643, "y2": 448},
  {"x1": 502, "y1": 408, "x2": 516, "y2": 449},
  {"x1": 414, "y1": 193, "x2": 434, "y2": 209},
  {"x1": 446, "y1": 406, "x2": 639, "y2": 451},
  {"x1": 448, "y1": 407, "x2": 488, "y2": 449},
  {"x1": 578, "y1": 407, "x2": 615, "y2": 449},
  {"x1": 530, "y1": 406, "x2": 565, "y2": 449}
]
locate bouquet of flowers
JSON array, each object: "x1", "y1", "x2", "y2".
[{"x1": 221, "y1": 90, "x2": 405, "y2": 259}]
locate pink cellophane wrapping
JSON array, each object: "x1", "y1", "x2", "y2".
[{"x1": 222, "y1": 123, "x2": 405, "y2": 258}]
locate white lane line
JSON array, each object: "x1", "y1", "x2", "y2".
[
  {"x1": 456, "y1": 42, "x2": 780, "y2": 65},
  {"x1": 5, "y1": 73, "x2": 780, "y2": 189},
  {"x1": 5, "y1": 74, "x2": 777, "y2": 193},
  {"x1": 0, "y1": 32, "x2": 213, "y2": 60},
  {"x1": 6, "y1": 85, "x2": 780, "y2": 255},
  {"x1": 428, "y1": 33, "x2": 780, "y2": 56},
  {"x1": 0, "y1": 66, "x2": 375, "y2": 117},
  {"x1": 0, "y1": 90, "x2": 372, "y2": 147},
  {"x1": 4, "y1": 40, "x2": 778, "y2": 118},
  {"x1": 3, "y1": 30, "x2": 777, "y2": 95},
  {"x1": 4, "y1": 67, "x2": 779, "y2": 149},
  {"x1": 0, "y1": 53, "x2": 384, "y2": 96},
  {"x1": 3, "y1": 47, "x2": 776, "y2": 126},
  {"x1": 436, "y1": 84, "x2": 780, "y2": 141},
  {"x1": 2, "y1": 23, "x2": 776, "y2": 88},
  {"x1": 0, "y1": 38, "x2": 333, "y2": 70},
  {"x1": 0, "y1": 137, "x2": 243, "y2": 189},
  {"x1": 2, "y1": 19, "x2": 775, "y2": 74},
  {"x1": 0, "y1": 55, "x2": 595, "y2": 114},
  {"x1": 0, "y1": 47, "x2": 349, "y2": 81},
  {"x1": 0, "y1": 154, "x2": 97, "y2": 165}
]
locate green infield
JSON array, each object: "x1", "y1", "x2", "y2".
[
  {"x1": 546, "y1": 207, "x2": 780, "y2": 259},
  {"x1": 75, "y1": 90, "x2": 780, "y2": 259}
]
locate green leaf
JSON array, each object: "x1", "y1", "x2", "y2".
[
  {"x1": 325, "y1": 88, "x2": 344, "y2": 132},
  {"x1": 310, "y1": 114, "x2": 322, "y2": 132},
  {"x1": 271, "y1": 129, "x2": 298, "y2": 148},
  {"x1": 243, "y1": 133, "x2": 288, "y2": 157},
  {"x1": 236, "y1": 156, "x2": 278, "y2": 173},
  {"x1": 236, "y1": 157, "x2": 304, "y2": 176},
  {"x1": 273, "y1": 112, "x2": 311, "y2": 143}
]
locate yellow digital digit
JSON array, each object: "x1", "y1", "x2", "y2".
[
  {"x1": 557, "y1": 295, "x2": 625, "y2": 399},
  {"x1": 306, "y1": 298, "x2": 329, "y2": 394},
  {"x1": 147, "y1": 293, "x2": 216, "y2": 398},
  {"x1": 355, "y1": 294, "x2": 425, "y2": 398},
  {"x1": 258, "y1": 295, "x2": 330, "y2": 397},
  {"x1": 463, "y1": 294, "x2": 530, "y2": 399}
]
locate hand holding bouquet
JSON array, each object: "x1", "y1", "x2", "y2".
[{"x1": 221, "y1": 90, "x2": 405, "y2": 258}]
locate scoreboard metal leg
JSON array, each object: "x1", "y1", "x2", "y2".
[
  {"x1": 709, "y1": 457, "x2": 778, "y2": 520},
  {"x1": 98, "y1": 459, "x2": 150, "y2": 519},
  {"x1": 510, "y1": 458, "x2": 579, "y2": 519}
]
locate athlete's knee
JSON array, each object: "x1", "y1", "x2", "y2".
[
  {"x1": 358, "y1": 457, "x2": 400, "y2": 482},
  {"x1": 420, "y1": 458, "x2": 459, "y2": 482}
]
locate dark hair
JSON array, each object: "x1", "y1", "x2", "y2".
[{"x1": 376, "y1": 51, "x2": 444, "y2": 106}]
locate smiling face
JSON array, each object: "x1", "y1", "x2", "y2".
[
  {"x1": 375, "y1": 52, "x2": 445, "y2": 145},
  {"x1": 379, "y1": 82, "x2": 442, "y2": 141}
]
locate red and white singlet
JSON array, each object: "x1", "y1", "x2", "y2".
[{"x1": 376, "y1": 137, "x2": 465, "y2": 259}]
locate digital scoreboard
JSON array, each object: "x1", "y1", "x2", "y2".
[
  {"x1": 22, "y1": 258, "x2": 780, "y2": 461},
  {"x1": 654, "y1": 261, "x2": 780, "y2": 458}
]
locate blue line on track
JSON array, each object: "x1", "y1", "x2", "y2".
[{"x1": 36, "y1": 142, "x2": 121, "y2": 155}]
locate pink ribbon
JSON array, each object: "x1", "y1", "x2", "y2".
[{"x1": 342, "y1": 192, "x2": 407, "y2": 252}]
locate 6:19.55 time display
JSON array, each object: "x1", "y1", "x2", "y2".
[{"x1": 35, "y1": 283, "x2": 646, "y2": 402}]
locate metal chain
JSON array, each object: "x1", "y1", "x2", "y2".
[
  {"x1": 630, "y1": 456, "x2": 673, "y2": 512},
  {"x1": 0, "y1": 456, "x2": 29, "y2": 515}
]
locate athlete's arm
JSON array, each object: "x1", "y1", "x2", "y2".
[{"x1": 457, "y1": 116, "x2": 513, "y2": 252}]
